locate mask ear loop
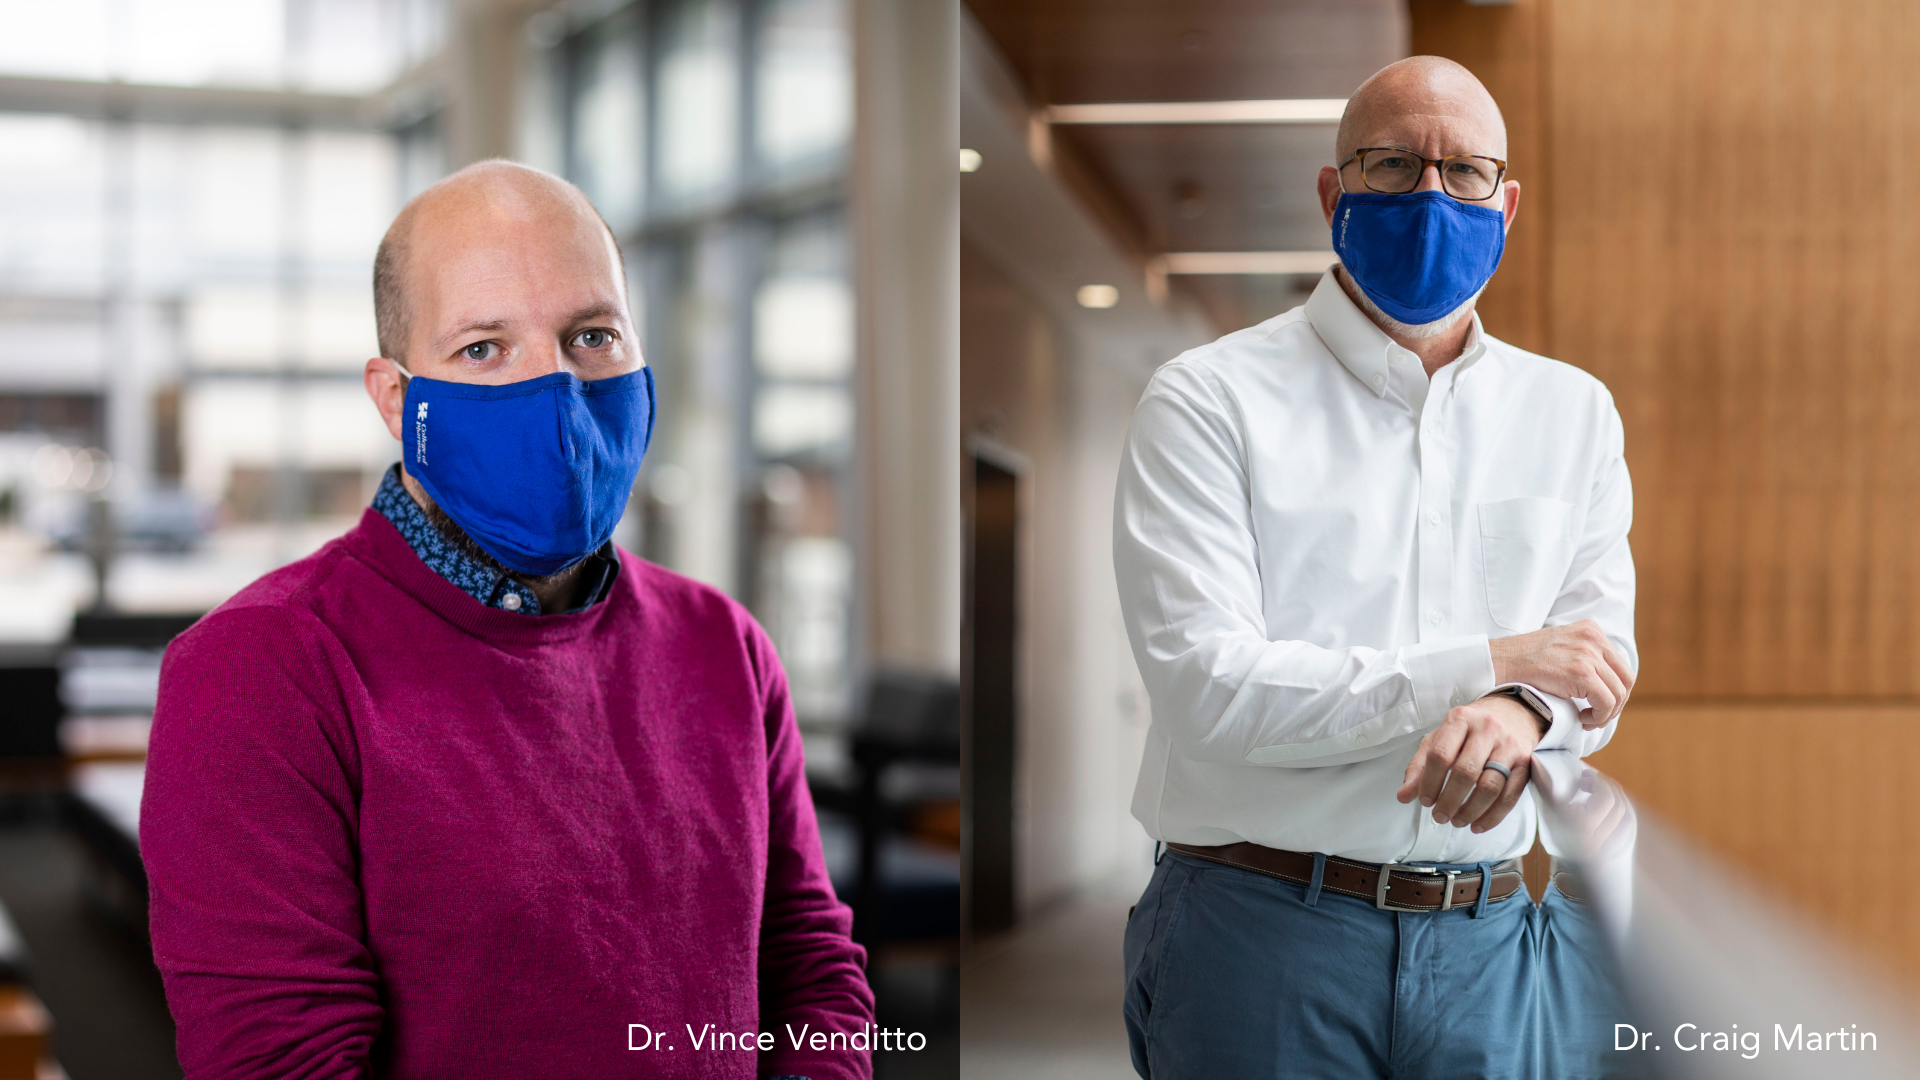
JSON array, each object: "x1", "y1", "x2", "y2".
[{"x1": 390, "y1": 360, "x2": 415, "y2": 480}]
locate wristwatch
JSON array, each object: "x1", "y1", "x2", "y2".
[{"x1": 1488, "y1": 685, "x2": 1553, "y2": 736}]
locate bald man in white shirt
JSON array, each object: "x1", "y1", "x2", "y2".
[{"x1": 1115, "y1": 57, "x2": 1636, "y2": 1079}]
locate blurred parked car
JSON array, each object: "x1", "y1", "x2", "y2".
[{"x1": 52, "y1": 490, "x2": 211, "y2": 554}]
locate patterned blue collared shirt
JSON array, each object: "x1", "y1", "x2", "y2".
[{"x1": 371, "y1": 464, "x2": 618, "y2": 616}]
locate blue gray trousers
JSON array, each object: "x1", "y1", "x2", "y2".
[{"x1": 1123, "y1": 851, "x2": 1631, "y2": 1080}]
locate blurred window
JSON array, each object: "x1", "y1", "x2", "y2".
[
  {"x1": 754, "y1": 385, "x2": 852, "y2": 457},
  {"x1": 755, "y1": 0, "x2": 852, "y2": 169},
  {"x1": 655, "y1": 0, "x2": 740, "y2": 199},
  {"x1": 553, "y1": 0, "x2": 857, "y2": 724},
  {"x1": 0, "y1": 0, "x2": 435, "y2": 92},
  {"x1": 570, "y1": 11, "x2": 646, "y2": 233},
  {"x1": 755, "y1": 277, "x2": 854, "y2": 381},
  {"x1": 0, "y1": 116, "x2": 109, "y2": 296},
  {"x1": 0, "y1": 2, "x2": 413, "y2": 637}
]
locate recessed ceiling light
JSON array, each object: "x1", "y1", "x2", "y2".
[
  {"x1": 959, "y1": 148, "x2": 982, "y2": 172},
  {"x1": 1077, "y1": 284, "x2": 1120, "y2": 309}
]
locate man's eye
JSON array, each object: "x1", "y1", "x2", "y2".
[
  {"x1": 461, "y1": 341, "x2": 497, "y2": 361},
  {"x1": 572, "y1": 329, "x2": 614, "y2": 349}
]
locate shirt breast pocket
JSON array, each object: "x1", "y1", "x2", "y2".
[{"x1": 1478, "y1": 496, "x2": 1574, "y2": 632}]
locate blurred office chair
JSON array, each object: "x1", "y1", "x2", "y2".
[
  {"x1": 59, "y1": 611, "x2": 199, "y2": 936},
  {"x1": 0, "y1": 662, "x2": 60, "y2": 763},
  {"x1": 830, "y1": 671, "x2": 962, "y2": 947}
]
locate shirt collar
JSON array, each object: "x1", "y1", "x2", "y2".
[
  {"x1": 1303, "y1": 270, "x2": 1489, "y2": 396},
  {"x1": 371, "y1": 464, "x2": 618, "y2": 616}
]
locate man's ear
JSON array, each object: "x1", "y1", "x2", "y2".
[
  {"x1": 1501, "y1": 178, "x2": 1522, "y2": 234},
  {"x1": 1317, "y1": 165, "x2": 1345, "y2": 227},
  {"x1": 364, "y1": 357, "x2": 407, "y2": 442}
]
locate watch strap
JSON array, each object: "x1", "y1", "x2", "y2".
[{"x1": 1490, "y1": 685, "x2": 1553, "y2": 734}]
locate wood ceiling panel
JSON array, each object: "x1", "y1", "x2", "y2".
[
  {"x1": 964, "y1": 0, "x2": 1405, "y2": 333},
  {"x1": 1051, "y1": 124, "x2": 1336, "y2": 253},
  {"x1": 965, "y1": 0, "x2": 1403, "y2": 104}
]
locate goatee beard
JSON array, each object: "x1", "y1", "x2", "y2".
[
  {"x1": 1340, "y1": 267, "x2": 1480, "y2": 340},
  {"x1": 413, "y1": 483, "x2": 584, "y2": 590}
]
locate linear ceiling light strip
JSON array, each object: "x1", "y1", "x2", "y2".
[
  {"x1": 1160, "y1": 252, "x2": 1338, "y2": 275},
  {"x1": 1046, "y1": 99, "x2": 1346, "y2": 125}
]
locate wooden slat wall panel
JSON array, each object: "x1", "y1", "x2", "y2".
[
  {"x1": 1547, "y1": 0, "x2": 1920, "y2": 697},
  {"x1": 1590, "y1": 705, "x2": 1920, "y2": 976},
  {"x1": 1411, "y1": 0, "x2": 1920, "y2": 977},
  {"x1": 1408, "y1": 0, "x2": 1550, "y2": 357}
]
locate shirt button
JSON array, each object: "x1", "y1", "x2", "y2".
[
  {"x1": 1355, "y1": 733, "x2": 1369, "y2": 745},
  {"x1": 502, "y1": 592, "x2": 523, "y2": 611},
  {"x1": 1428, "y1": 511, "x2": 1441, "y2": 525},
  {"x1": 1371, "y1": 373, "x2": 1384, "y2": 388},
  {"x1": 1428, "y1": 610, "x2": 1442, "y2": 625}
]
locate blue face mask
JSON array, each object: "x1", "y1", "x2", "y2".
[
  {"x1": 1330, "y1": 189, "x2": 1506, "y2": 326},
  {"x1": 395, "y1": 365, "x2": 656, "y2": 576}
]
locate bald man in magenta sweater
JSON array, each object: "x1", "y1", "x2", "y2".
[{"x1": 139, "y1": 161, "x2": 874, "y2": 1079}]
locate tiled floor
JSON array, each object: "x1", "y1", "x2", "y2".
[
  {"x1": 960, "y1": 879, "x2": 1141, "y2": 1080},
  {"x1": 871, "y1": 957, "x2": 961, "y2": 1079}
]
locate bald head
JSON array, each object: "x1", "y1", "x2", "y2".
[
  {"x1": 1335, "y1": 56, "x2": 1506, "y2": 165},
  {"x1": 1315, "y1": 56, "x2": 1521, "y2": 349},
  {"x1": 372, "y1": 160, "x2": 624, "y2": 365},
  {"x1": 363, "y1": 159, "x2": 642, "y2": 460}
]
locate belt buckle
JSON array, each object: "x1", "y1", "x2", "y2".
[{"x1": 1374, "y1": 862, "x2": 1441, "y2": 911}]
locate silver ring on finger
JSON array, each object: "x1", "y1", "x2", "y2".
[{"x1": 1480, "y1": 760, "x2": 1512, "y2": 782}]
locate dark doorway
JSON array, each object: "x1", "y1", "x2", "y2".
[{"x1": 965, "y1": 455, "x2": 1017, "y2": 935}]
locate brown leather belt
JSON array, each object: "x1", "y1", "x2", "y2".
[
  {"x1": 1166, "y1": 842, "x2": 1527, "y2": 912},
  {"x1": 1549, "y1": 856, "x2": 1588, "y2": 904}
]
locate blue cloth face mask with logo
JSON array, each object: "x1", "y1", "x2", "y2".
[
  {"x1": 1330, "y1": 189, "x2": 1506, "y2": 325},
  {"x1": 393, "y1": 364, "x2": 656, "y2": 576}
]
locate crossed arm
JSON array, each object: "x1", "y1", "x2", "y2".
[
  {"x1": 1113, "y1": 363, "x2": 1637, "y2": 830},
  {"x1": 1395, "y1": 621, "x2": 1635, "y2": 834}
]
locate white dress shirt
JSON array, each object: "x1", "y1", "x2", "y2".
[{"x1": 1113, "y1": 271, "x2": 1636, "y2": 864}]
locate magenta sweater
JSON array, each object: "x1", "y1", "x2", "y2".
[{"x1": 141, "y1": 510, "x2": 872, "y2": 1079}]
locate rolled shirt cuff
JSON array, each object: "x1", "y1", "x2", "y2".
[
  {"x1": 1409, "y1": 633, "x2": 1499, "y2": 725},
  {"x1": 1495, "y1": 681, "x2": 1582, "y2": 751}
]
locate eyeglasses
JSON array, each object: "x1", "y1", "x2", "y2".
[{"x1": 1338, "y1": 147, "x2": 1508, "y2": 202}]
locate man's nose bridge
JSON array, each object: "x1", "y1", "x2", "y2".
[
  {"x1": 527, "y1": 338, "x2": 566, "y2": 376},
  {"x1": 1416, "y1": 161, "x2": 1445, "y2": 192}
]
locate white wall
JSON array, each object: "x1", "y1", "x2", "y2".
[{"x1": 960, "y1": 13, "x2": 1213, "y2": 913}]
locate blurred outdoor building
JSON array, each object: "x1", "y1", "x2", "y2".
[{"x1": 0, "y1": 1, "x2": 958, "y2": 1077}]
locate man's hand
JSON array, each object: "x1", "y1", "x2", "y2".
[
  {"x1": 1395, "y1": 694, "x2": 1543, "y2": 834},
  {"x1": 1488, "y1": 619, "x2": 1633, "y2": 729}
]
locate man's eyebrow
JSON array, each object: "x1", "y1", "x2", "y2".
[
  {"x1": 431, "y1": 306, "x2": 623, "y2": 350},
  {"x1": 565, "y1": 303, "x2": 622, "y2": 324},
  {"x1": 434, "y1": 319, "x2": 510, "y2": 349}
]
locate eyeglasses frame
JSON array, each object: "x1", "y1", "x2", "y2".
[{"x1": 1337, "y1": 147, "x2": 1510, "y2": 203}]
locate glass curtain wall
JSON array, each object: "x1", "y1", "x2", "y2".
[
  {"x1": 0, "y1": 0, "x2": 441, "y2": 640},
  {"x1": 546, "y1": 0, "x2": 858, "y2": 731}
]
